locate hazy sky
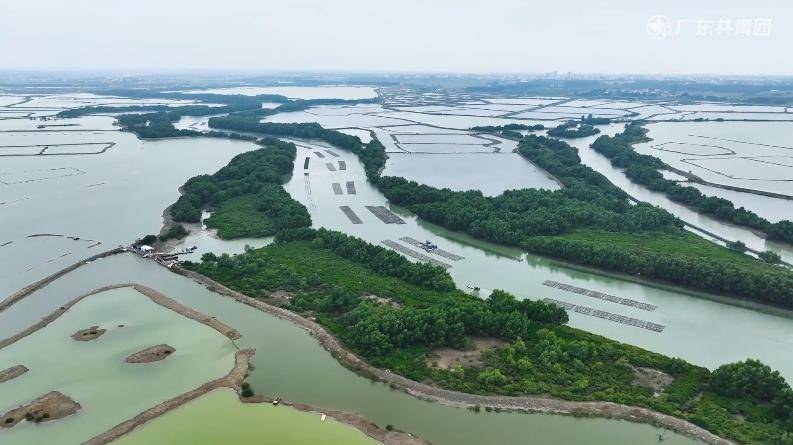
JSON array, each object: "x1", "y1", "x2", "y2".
[{"x1": 1, "y1": 0, "x2": 789, "y2": 75}]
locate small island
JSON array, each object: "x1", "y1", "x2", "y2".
[{"x1": 125, "y1": 345, "x2": 176, "y2": 364}]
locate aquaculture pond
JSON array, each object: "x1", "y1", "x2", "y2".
[
  {"x1": 113, "y1": 389, "x2": 381, "y2": 445},
  {"x1": 2, "y1": 92, "x2": 792, "y2": 445},
  {"x1": 567, "y1": 124, "x2": 793, "y2": 262},
  {"x1": 0, "y1": 286, "x2": 236, "y2": 445},
  {"x1": 0, "y1": 114, "x2": 259, "y2": 297},
  {"x1": 0, "y1": 254, "x2": 698, "y2": 445}
]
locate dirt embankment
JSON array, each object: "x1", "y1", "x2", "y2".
[
  {"x1": 82, "y1": 348, "x2": 255, "y2": 445},
  {"x1": 173, "y1": 265, "x2": 736, "y2": 445},
  {"x1": 0, "y1": 283, "x2": 240, "y2": 351},
  {"x1": 242, "y1": 394, "x2": 428, "y2": 445},
  {"x1": 132, "y1": 284, "x2": 240, "y2": 340},
  {"x1": 0, "y1": 247, "x2": 124, "y2": 313},
  {"x1": 0, "y1": 365, "x2": 28, "y2": 384},
  {"x1": 1, "y1": 391, "x2": 81, "y2": 429}
]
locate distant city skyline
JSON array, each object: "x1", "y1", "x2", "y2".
[{"x1": 1, "y1": 0, "x2": 789, "y2": 75}]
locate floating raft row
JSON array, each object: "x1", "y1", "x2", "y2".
[
  {"x1": 400, "y1": 236, "x2": 464, "y2": 261},
  {"x1": 339, "y1": 206, "x2": 363, "y2": 224},
  {"x1": 543, "y1": 280, "x2": 657, "y2": 312},
  {"x1": 365, "y1": 206, "x2": 406, "y2": 224},
  {"x1": 303, "y1": 157, "x2": 310, "y2": 169},
  {"x1": 338, "y1": 160, "x2": 347, "y2": 170},
  {"x1": 325, "y1": 149, "x2": 339, "y2": 157},
  {"x1": 381, "y1": 240, "x2": 452, "y2": 269},
  {"x1": 326, "y1": 162, "x2": 337, "y2": 172},
  {"x1": 332, "y1": 183, "x2": 343, "y2": 195},
  {"x1": 346, "y1": 181, "x2": 356, "y2": 195},
  {"x1": 314, "y1": 151, "x2": 326, "y2": 158},
  {"x1": 543, "y1": 298, "x2": 665, "y2": 333}
]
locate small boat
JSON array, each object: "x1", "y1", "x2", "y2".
[
  {"x1": 418, "y1": 240, "x2": 438, "y2": 251},
  {"x1": 466, "y1": 285, "x2": 481, "y2": 292},
  {"x1": 272, "y1": 397, "x2": 282, "y2": 406}
]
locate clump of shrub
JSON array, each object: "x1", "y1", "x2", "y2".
[
  {"x1": 159, "y1": 224, "x2": 189, "y2": 241},
  {"x1": 240, "y1": 382, "x2": 254, "y2": 398}
]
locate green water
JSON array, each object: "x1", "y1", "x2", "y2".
[
  {"x1": 0, "y1": 287, "x2": 236, "y2": 445},
  {"x1": 114, "y1": 389, "x2": 380, "y2": 445},
  {"x1": 0, "y1": 254, "x2": 699, "y2": 445}
]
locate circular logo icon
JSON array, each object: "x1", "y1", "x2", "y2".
[{"x1": 647, "y1": 15, "x2": 672, "y2": 40}]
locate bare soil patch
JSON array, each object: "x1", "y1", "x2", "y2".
[
  {"x1": 1, "y1": 391, "x2": 80, "y2": 428},
  {"x1": 125, "y1": 344, "x2": 175, "y2": 364},
  {"x1": 364, "y1": 294, "x2": 402, "y2": 309},
  {"x1": 0, "y1": 365, "x2": 28, "y2": 384},
  {"x1": 71, "y1": 325, "x2": 106, "y2": 341},
  {"x1": 428, "y1": 336, "x2": 506, "y2": 370},
  {"x1": 262, "y1": 289, "x2": 293, "y2": 306},
  {"x1": 632, "y1": 366, "x2": 674, "y2": 393}
]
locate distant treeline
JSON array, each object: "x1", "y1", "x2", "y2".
[
  {"x1": 591, "y1": 123, "x2": 793, "y2": 246},
  {"x1": 470, "y1": 123, "x2": 545, "y2": 140},
  {"x1": 58, "y1": 90, "x2": 378, "y2": 139},
  {"x1": 546, "y1": 116, "x2": 604, "y2": 138},
  {"x1": 465, "y1": 79, "x2": 793, "y2": 105}
]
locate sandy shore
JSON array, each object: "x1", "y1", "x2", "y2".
[
  {"x1": 0, "y1": 283, "x2": 240, "y2": 350},
  {"x1": 174, "y1": 266, "x2": 736, "y2": 445}
]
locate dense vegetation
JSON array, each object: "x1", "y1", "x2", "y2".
[
  {"x1": 58, "y1": 90, "x2": 377, "y2": 139},
  {"x1": 83, "y1": 90, "x2": 792, "y2": 443},
  {"x1": 191, "y1": 114, "x2": 793, "y2": 308},
  {"x1": 208, "y1": 117, "x2": 388, "y2": 180},
  {"x1": 158, "y1": 224, "x2": 188, "y2": 242},
  {"x1": 184, "y1": 231, "x2": 792, "y2": 444},
  {"x1": 168, "y1": 138, "x2": 310, "y2": 238},
  {"x1": 546, "y1": 119, "x2": 601, "y2": 138},
  {"x1": 471, "y1": 123, "x2": 544, "y2": 139},
  {"x1": 374, "y1": 135, "x2": 793, "y2": 307},
  {"x1": 591, "y1": 123, "x2": 793, "y2": 245}
]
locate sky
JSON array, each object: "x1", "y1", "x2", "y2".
[{"x1": 1, "y1": 0, "x2": 790, "y2": 75}]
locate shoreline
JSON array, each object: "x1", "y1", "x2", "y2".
[
  {"x1": 0, "y1": 283, "x2": 240, "y2": 350},
  {"x1": 82, "y1": 348, "x2": 255, "y2": 445},
  {"x1": 0, "y1": 279, "x2": 423, "y2": 445},
  {"x1": 172, "y1": 265, "x2": 735, "y2": 445},
  {"x1": 0, "y1": 247, "x2": 124, "y2": 312}
]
